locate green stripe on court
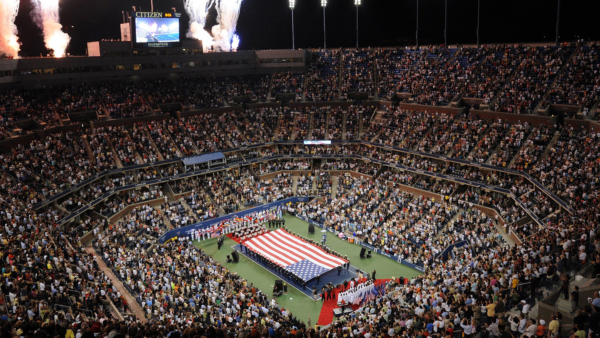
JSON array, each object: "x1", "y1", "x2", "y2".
[{"x1": 193, "y1": 215, "x2": 421, "y2": 323}]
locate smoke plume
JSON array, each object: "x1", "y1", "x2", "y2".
[
  {"x1": 31, "y1": 0, "x2": 70, "y2": 57},
  {"x1": 214, "y1": 0, "x2": 242, "y2": 52},
  {"x1": 0, "y1": 0, "x2": 20, "y2": 57},
  {"x1": 184, "y1": 0, "x2": 242, "y2": 52},
  {"x1": 184, "y1": 0, "x2": 215, "y2": 52}
]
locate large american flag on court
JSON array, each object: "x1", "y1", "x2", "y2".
[{"x1": 244, "y1": 229, "x2": 348, "y2": 281}]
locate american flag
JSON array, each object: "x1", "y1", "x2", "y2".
[
  {"x1": 353, "y1": 291, "x2": 364, "y2": 305},
  {"x1": 244, "y1": 229, "x2": 347, "y2": 281}
]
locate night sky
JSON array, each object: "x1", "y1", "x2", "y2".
[{"x1": 12, "y1": 0, "x2": 599, "y2": 56}]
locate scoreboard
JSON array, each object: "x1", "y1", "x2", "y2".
[{"x1": 131, "y1": 12, "x2": 182, "y2": 48}]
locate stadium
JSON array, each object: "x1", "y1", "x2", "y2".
[{"x1": 1, "y1": 0, "x2": 600, "y2": 337}]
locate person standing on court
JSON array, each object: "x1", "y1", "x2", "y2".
[{"x1": 372, "y1": 270, "x2": 376, "y2": 280}]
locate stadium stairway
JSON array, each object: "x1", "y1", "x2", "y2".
[
  {"x1": 302, "y1": 68, "x2": 309, "y2": 102},
  {"x1": 555, "y1": 275, "x2": 599, "y2": 313},
  {"x1": 163, "y1": 129, "x2": 183, "y2": 158},
  {"x1": 588, "y1": 101, "x2": 600, "y2": 120},
  {"x1": 485, "y1": 127, "x2": 513, "y2": 165},
  {"x1": 142, "y1": 126, "x2": 165, "y2": 161},
  {"x1": 486, "y1": 57, "x2": 528, "y2": 111},
  {"x1": 330, "y1": 175, "x2": 339, "y2": 199},
  {"x1": 533, "y1": 49, "x2": 578, "y2": 113},
  {"x1": 308, "y1": 112, "x2": 315, "y2": 140},
  {"x1": 105, "y1": 136, "x2": 124, "y2": 169},
  {"x1": 98, "y1": 107, "x2": 111, "y2": 121},
  {"x1": 217, "y1": 205, "x2": 227, "y2": 217},
  {"x1": 187, "y1": 137, "x2": 202, "y2": 154},
  {"x1": 81, "y1": 135, "x2": 96, "y2": 165},
  {"x1": 290, "y1": 113, "x2": 299, "y2": 140},
  {"x1": 180, "y1": 198, "x2": 197, "y2": 219},
  {"x1": 357, "y1": 110, "x2": 370, "y2": 139},
  {"x1": 311, "y1": 175, "x2": 318, "y2": 195},
  {"x1": 58, "y1": 111, "x2": 69, "y2": 126},
  {"x1": 507, "y1": 128, "x2": 537, "y2": 169},
  {"x1": 267, "y1": 74, "x2": 276, "y2": 101},
  {"x1": 162, "y1": 182, "x2": 177, "y2": 201},
  {"x1": 341, "y1": 111, "x2": 347, "y2": 141},
  {"x1": 85, "y1": 246, "x2": 148, "y2": 323},
  {"x1": 323, "y1": 111, "x2": 330, "y2": 140},
  {"x1": 291, "y1": 175, "x2": 299, "y2": 195},
  {"x1": 539, "y1": 131, "x2": 562, "y2": 161},
  {"x1": 494, "y1": 221, "x2": 516, "y2": 247},
  {"x1": 122, "y1": 130, "x2": 144, "y2": 164},
  {"x1": 337, "y1": 52, "x2": 344, "y2": 100},
  {"x1": 274, "y1": 113, "x2": 284, "y2": 140}
]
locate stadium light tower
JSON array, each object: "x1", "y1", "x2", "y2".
[
  {"x1": 290, "y1": 0, "x2": 296, "y2": 50},
  {"x1": 476, "y1": 0, "x2": 480, "y2": 47},
  {"x1": 355, "y1": 0, "x2": 361, "y2": 49},
  {"x1": 444, "y1": 0, "x2": 447, "y2": 48},
  {"x1": 415, "y1": 0, "x2": 419, "y2": 49},
  {"x1": 322, "y1": 0, "x2": 327, "y2": 49},
  {"x1": 555, "y1": 0, "x2": 561, "y2": 46}
]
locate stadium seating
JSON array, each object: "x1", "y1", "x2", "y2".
[{"x1": 2, "y1": 43, "x2": 600, "y2": 337}]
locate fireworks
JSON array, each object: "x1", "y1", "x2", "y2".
[
  {"x1": 184, "y1": 0, "x2": 216, "y2": 52},
  {"x1": 31, "y1": 0, "x2": 70, "y2": 57},
  {"x1": 184, "y1": 0, "x2": 242, "y2": 52},
  {"x1": 0, "y1": 0, "x2": 20, "y2": 57}
]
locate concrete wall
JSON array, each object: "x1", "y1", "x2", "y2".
[
  {"x1": 0, "y1": 50, "x2": 306, "y2": 89},
  {"x1": 538, "y1": 289, "x2": 574, "y2": 334},
  {"x1": 508, "y1": 230, "x2": 523, "y2": 246},
  {"x1": 471, "y1": 109, "x2": 557, "y2": 126},
  {"x1": 91, "y1": 114, "x2": 172, "y2": 129},
  {"x1": 400, "y1": 103, "x2": 465, "y2": 115},
  {"x1": 472, "y1": 204, "x2": 505, "y2": 225}
]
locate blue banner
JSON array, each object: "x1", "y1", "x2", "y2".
[{"x1": 158, "y1": 197, "x2": 310, "y2": 243}]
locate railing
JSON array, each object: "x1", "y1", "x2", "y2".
[
  {"x1": 44, "y1": 150, "x2": 565, "y2": 238},
  {"x1": 34, "y1": 139, "x2": 572, "y2": 218}
]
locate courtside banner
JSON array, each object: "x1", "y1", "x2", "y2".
[{"x1": 158, "y1": 197, "x2": 310, "y2": 243}]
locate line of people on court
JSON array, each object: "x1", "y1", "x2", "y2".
[{"x1": 231, "y1": 223, "x2": 268, "y2": 242}]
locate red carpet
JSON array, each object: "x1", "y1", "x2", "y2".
[
  {"x1": 316, "y1": 278, "x2": 390, "y2": 326},
  {"x1": 226, "y1": 233, "x2": 241, "y2": 243}
]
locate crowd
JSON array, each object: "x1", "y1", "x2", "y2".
[
  {"x1": 2, "y1": 97, "x2": 600, "y2": 338},
  {"x1": 271, "y1": 71, "x2": 305, "y2": 101},
  {"x1": 306, "y1": 51, "x2": 341, "y2": 102},
  {"x1": 541, "y1": 44, "x2": 600, "y2": 114},
  {"x1": 494, "y1": 46, "x2": 573, "y2": 114},
  {"x1": 341, "y1": 49, "x2": 375, "y2": 97},
  {"x1": 1, "y1": 44, "x2": 599, "y2": 145}
]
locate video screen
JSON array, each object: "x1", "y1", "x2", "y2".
[
  {"x1": 135, "y1": 17, "x2": 180, "y2": 43},
  {"x1": 304, "y1": 140, "x2": 332, "y2": 145}
]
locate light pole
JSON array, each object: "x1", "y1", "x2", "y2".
[
  {"x1": 355, "y1": 0, "x2": 361, "y2": 49},
  {"x1": 555, "y1": 0, "x2": 561, "y2": 46},
  {"x1": 444, "y1": 0, "x2": 447, "y2": 48},
  {"x1": 289, "y1": 0, "x2": 296, "y2": 50},
  {"x1": 322, "y1": 0, "x2": 327, "y2": 49},
  {"x1": 476, "y1": 0, "x2": 480, "y2": 47},
  {"x1": 415, "y1": 0, "x2": 419, "y2": 49}
]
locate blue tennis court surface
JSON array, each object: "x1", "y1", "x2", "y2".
[{"x1": 155, "y1": 33, "x2": 179, "y2": 42}]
